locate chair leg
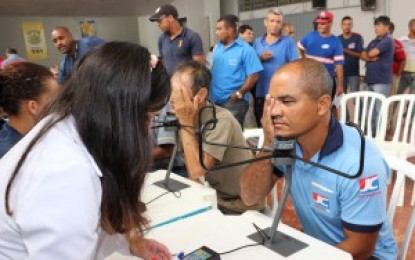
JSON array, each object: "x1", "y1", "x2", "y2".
[
  {"x1": 411, "y1": 182, "x2": 415, "y2": 206},
  {"x1": 398, "y1": 178, "x2": 405, "y2": 206}
]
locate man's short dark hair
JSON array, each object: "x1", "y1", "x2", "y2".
[
  {"x1": 218, "y1": 14, "x2": 239, "y2": 32},
  {"x1": 389, "y1": 22, "x2": 395, "y2": 34},
  {"x1": 374, "y1": 15, "x2": 391, "y2": 26},
  {"x1": 409, "y1": 18, "x2": 415, "y2": 27},
  {"x1": 238, "y1": 24, "x2": 253, "y2": 34},
  {"x1": 5, "y1": 48, "x2": 17, "y2": 55},
  {"x1": 174, "y1": 60, "x2": 211, "y2": 95},
  {"x1": 342, "y1": 16, "x2": 352, "y2": 23}
]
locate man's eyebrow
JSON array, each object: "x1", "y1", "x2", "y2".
[{"x1": 274, "y1": 94, "x2": 296, "y2": 100}]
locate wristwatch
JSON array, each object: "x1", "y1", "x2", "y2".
[{"x1": 235, "y1": 91, "x2": 243, "y2": 99}]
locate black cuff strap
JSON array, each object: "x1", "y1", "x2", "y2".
[{"x1": 342, "y1": 220, "x2": 383, "y2": 233}]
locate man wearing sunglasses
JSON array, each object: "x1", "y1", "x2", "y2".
[{"x1": 149, "y1": 4, "x2": 205, "y2": 75}]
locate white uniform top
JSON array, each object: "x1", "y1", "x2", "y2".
[{"x1": 0, "y1": 115, "x2": 131, "y2": 259}]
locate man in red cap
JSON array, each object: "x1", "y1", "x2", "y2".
[
  {"x1": 298, "y1": 11, "x2": 344, "y2": 102},
  {"x1": 149, "y1": 4, "x2": 205, "y2": 75}
]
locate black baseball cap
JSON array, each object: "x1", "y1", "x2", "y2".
[{"x1": 149, "y1": 4, "x2": 178, "y2": 22}]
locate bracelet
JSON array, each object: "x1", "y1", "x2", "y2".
[{"x1": 235, "y1": 91, "x2": 243, "y2": 99}]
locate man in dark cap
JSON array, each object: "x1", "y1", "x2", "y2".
[{"x1": 149, "y1": 4, "x2": 205, "y2": 75}]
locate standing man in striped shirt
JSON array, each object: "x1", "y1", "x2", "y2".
[{"x1": 298, "y1": 11, "x2": 344, "y2": 100}]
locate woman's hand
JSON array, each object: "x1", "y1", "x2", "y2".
[{"x1": 129, "y1": 236, "x2": 171, "y2": 260}]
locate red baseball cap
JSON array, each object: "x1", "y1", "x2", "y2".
[{"x1": 315, "y1": 11, "x2": 334, "y2": 24}]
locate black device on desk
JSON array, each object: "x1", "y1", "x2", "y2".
[
  {"x1": 184, "y1": 246, "x2": 221, "y2": 260},
  {"x1": 151, "y1": 113, "x2": 190, "y2": 192}
]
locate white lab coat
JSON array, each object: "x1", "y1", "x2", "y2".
[{"x1": 0, "y1": 115, "x2": 131, "y2": 259}]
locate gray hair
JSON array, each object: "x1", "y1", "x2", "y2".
[{"x1": 267, "y1": 7, "x2": 283, "y2": 17}]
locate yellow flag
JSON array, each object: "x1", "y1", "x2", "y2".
[{"x1": 22, "y1": 22, "x2": 48, "y2": 60}]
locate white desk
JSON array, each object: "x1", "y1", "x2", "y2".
[
  {"x1": 107, "y1": 210, "x2": 351, "y2": 260},
  {"x1": 142, "y1": 170, "x2": 217, "y2": 229}
]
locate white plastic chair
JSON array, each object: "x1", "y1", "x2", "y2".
[
  {"x1": 242, "y1": 128, "x2": 278, "y2": 217},
  {"x1": 384, "y1": 155, "x2": 415, "y2": 260},
  {"x1": 339, "y1": 91, "x2": 387, "y2": 139},
  {"x1": 377, "y1": 94, "x2": 415, "y2": 206},
  {"x1": 242, "y1": 128, "x2": 264, "y2": 150}
]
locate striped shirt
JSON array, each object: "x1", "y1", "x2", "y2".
[{"x1": 298, "y1": 31, "x2": 344, "y2": 77}]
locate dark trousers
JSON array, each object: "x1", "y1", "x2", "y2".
[{"x1": 217, "y1": 99, "x2": 249, "y2": 128}]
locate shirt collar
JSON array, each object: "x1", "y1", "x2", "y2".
[
  {"x1": 260, "y1": 33, "x2": 285, "y2": 45},
  {"x1": 220, "y1": 36, "x2": 244, "y2": 48},
  {"x1": 318, "y1": 116, "x2": 343, "y2": 161},
  {"x1": 3, "y1": 123, "x2": 23, "y2": 139}
]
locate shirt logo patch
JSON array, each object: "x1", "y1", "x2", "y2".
[
  {"x1": 228, "y1": 58, "x2": 238, "y2": 66},
  {"x1": 348, "y1": 42, "x2": 356, "y2": 49},
  {"x1": 321, "y1": 44, "x2": 330, "y2": 49},
  {"x1": 359, "y1": 175, "x2": 380, "y2": 196},
  {"x1": 313, "y1": 192, "x2": 329, "y2": 210}
]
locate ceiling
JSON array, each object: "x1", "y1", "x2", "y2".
[{"x1": 0, "y1": 0, "x2": 173, "y2": 16}]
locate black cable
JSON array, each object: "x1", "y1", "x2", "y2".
[
  {"x1": 144, "y1": 191, "x2": 170, "y2": 205},
  {"x1": 218, "y1": 242, "x2": 263, "y2": 255},
  {"x1": 144, "y1": 189, "x2": 182, "y2": 205},
  {"x1": 217, "y1": 223, "x2": 266, "y2": 255}
]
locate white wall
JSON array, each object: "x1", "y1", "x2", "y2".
[
  {"x1": 138, "y1": 0, "x2": 220, "y2": 55},
  {"x1": 220, "y1": 0, "x2": 239, "y2": 16},
  {"x1": 0, "y1": 16, "x2": 139, "y2": 67}
]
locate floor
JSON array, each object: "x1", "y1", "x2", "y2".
[{"x1": 273, "y1": 174, "x2": 414, "y2": 259}]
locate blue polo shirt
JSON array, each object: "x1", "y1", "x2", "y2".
[
  {"x1": 158, "y1": 27, "x2": 204, "y2": 75},
  {"x1": 58, "y1": 37, "x2": 105, "y2": 84},
  {"x1": 210, "y1": 37, "x2": 263, "y2": 103},
  {"x1": 338, "y1": 33, "x2": 364, "y2": 77},
  {"x1": 365, "y1": 34, "x2": 394, "y2": 84},
  {"x1": 274, "y1": 118, "x2": 397, "y2": 259},
  {"x1": 0, "y1": 123, "x2": 22, "y2": 159},
  {"x1": 253, "y1": 34, "x2": 298, "y2": 97},
  {"x1": 298, "y1": 31, "x2": 344, "y2": 77}
]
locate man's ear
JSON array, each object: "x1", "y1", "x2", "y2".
[
  {"x1": 195, "y1": 87, "x2": 208, "y2": 104},
  {"x1": 317, "y1": 94, "x2": 331, "y2": 116}
]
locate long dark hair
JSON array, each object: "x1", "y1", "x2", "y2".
[
  {"x1": 0, "y1": 62, "x2": 53, "y2": 116},
  {"x1": 5, "y1": 42, "x2": 170, "y2": 234}
]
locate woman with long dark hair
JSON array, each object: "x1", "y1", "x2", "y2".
[
  {"x1": 0, "y1": 62, "x2": 59, "y2": 158},
  {"x1": 0, "y1": 42, "x2": 171, "y2": 259}
]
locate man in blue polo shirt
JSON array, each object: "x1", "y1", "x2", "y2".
[
  {"x1": 240, "y1": 59, "x2": 397, "y2": 260},
  {"x1": 253, "y1": 7, "x2": 297, "y2": 126},
  {"x1": 338, "y1": 16, "x2": 364, "y2": 94},
  {"x1": 298, "y1": 11, "x2": 344, "y2": 99},
  {"x1": 211, "y1": 14, "x2": 263, "y2": 127},
  {"x1": 361, "y1": 16, "x2": 394, "y2": 134},
  {"x1": 149, "y1": 4, "x2": 205, "y2": 75},
  {"x1": 51, "y1": 26, "x2": 105, "y2": 84}
]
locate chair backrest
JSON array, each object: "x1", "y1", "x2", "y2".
[
  {"x1": 242, "y1": 128, "x2": 264, "y2": 153},
  {"x1": 378, "y1": 94, "x2": 415, "y2": 145},
  {"x1": 339, "y1": 91, "x2": 387, "y2": 138},
  {"x1": 384, "y1": 155, "x2": 415, "y2": 260}
]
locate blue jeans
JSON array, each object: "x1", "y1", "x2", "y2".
[
  {"x1": 344, "y1": 75, "x2": 360, "y2": 93},
  {"x1": 217, "y1": 99, "x2": 249, "y2": 127},
  {"x1": 397, "y1": 72, "x2": 415, "y2": 94},
  {"x1": 368, "y1": 83, "x2": 390, "y2": 135}
]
